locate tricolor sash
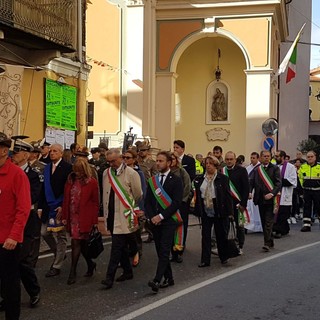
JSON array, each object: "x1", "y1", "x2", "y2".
[
  {"x1": 107, "y1": 168, "x2": 139, "y2": 232},
  {"x1": 148, "y1": 175, "x2": 184, "y2": 251},
  {"x1": 257, "y1": 165, "x2": 280, "y2": 215},
  {"x1": 223, "y1": 167, "x2": 250, "y2": 226}
]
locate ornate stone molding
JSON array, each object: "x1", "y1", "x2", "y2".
[{"x1": 206, "y1": 128, "x2": 230, "y2": 141}]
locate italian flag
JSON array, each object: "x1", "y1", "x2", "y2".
[
  {"x1": 286, "y1": 45, "x2": 297, "y2": 83},
  {"x1": 276, "y1": 23, "x2": 305, "y2": 83}
]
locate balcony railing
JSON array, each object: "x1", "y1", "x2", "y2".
[{"x1": 0, "y1": 0, "x2": 76, "y2": 50}]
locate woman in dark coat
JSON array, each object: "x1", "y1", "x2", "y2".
[
  {"x1": 193, "y1": 156, "x2": 233, "y2": 266},
  {"x1": 62, "y1": 157, "x2": 99, "y2": 284}
]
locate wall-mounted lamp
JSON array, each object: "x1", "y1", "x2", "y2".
[
  {"x1": 57, "y1": 76, "x2": 66, "y2": 84},
  {"x1": 214, "y1": 49, "x2": 222, "y2": 81}
]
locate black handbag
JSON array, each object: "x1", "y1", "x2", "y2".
[
  {"x1": 227, "y1": 220, "x2": 240, "y2": 258},
  {"x1": 87, "y1": 225, "x2": 104, "y2": 259}
]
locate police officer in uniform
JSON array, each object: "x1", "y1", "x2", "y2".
[
  {"x1": 11, "y1": 137, "x2": 42, "y2": 307},
  {"x1": 29, "y1": 141, "x2": 46, "y2": 266},
  {"x1": 29, "y1": 140, "x2": 46, "y2": 177},
  {"x1": 39, "y1": 140, "x2": 51, "y2": 164},
  {"x1": 299, "y1": 151, "x2": 320, "y2": 232}
]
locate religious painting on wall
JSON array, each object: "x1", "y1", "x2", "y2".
[{"x1": 206, "y1": 81, "x2": 229, "y2": 124}]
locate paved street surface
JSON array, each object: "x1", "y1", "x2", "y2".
[{"x1": 17, "y1": 217, "x2": 320, "y2": 320}]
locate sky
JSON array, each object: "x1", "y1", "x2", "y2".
[{"x1": 311, "y1": 0, "x2": 320, "y2": 69}]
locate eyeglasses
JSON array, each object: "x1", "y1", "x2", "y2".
[{"x1": 123, "y1": 156, "x2": 133, "y2": 160}]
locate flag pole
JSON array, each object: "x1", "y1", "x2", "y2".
[{"x1": 275, "y1": 23, "x2": 306, "y2": 77}]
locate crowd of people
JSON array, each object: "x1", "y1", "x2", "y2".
[{"x1": 1, "y1": 131, "x2": 320, "y2": 319}]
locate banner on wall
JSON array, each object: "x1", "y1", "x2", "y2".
[
  {"x1": 45, "y1": 127, "x2": 75, "y2": 149},
  {"x1": 0, "y1": 65, "x2": 24, "y2": 136},
  {"x1": 45, "y1": 79, "x2": 77, "y2": 131}
]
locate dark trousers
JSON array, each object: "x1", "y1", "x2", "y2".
[
  {"x1": 106, "y1": 234, "x2": 133, "y2": 282},
  {"x1": 29, "y1": 214, "x2": 42, "y2": 268},
  {"x1": 181, "y1": 201, "x2": 189, "y2": 248},
  {"x1": 273, "y1": 205, "x2": 291, "y2": 235},
  {"x1": 292, "y1": 188, "x2": 303, "y2": 217},
  {"x1": 258, "y1": 204, "x2": 274, "y2": 247},
  {"x1": 201, "y1": 215, "x2": 229, "y2": 264},
  {"x1": 152, "y1": 222, "x2": 177, "y2": 282},
  {"x1": 20, "y1": 235, "x2": 40, "y2": 298},
  {"x1": 302, "y1": 190, "x2": 320, "y2": 227},
  {"x1": 0, "y1": 245, "x2": 21, "y2": 320}
]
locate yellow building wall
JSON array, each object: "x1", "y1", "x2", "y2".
[
  {"x1": 175, "y1": 37, "x2": 246, "y2": 156},
  {"x1": 310, "y1": 80, "x2": 320, "y2": 120},
  {"x1": 86, "y1": 0, "x2": 121, "y2": 134},
  {"x1": 221, "y1": 18, "x2": 270, "y2": 68},
  {"x1": 20, "y1": 69, "x2": 87, "y2": 146}
]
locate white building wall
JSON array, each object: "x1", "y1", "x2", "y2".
[
  {"x1": 278, "y1": 0, "x2": 311, "y2": 157},
  {"x1": 122, "y1": 2, "x2": 144, "y2": 138}
]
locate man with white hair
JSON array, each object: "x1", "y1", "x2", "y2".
[
  {"x1": 38, "y1": 143, "x2": 72, "y2": 277},
  {"x1": 101, "y1": 148, "x2": 142, "y2": 289}
]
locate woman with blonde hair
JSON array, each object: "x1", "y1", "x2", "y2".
[{"x1": 62, "y1": 157, "x2": 100, "y2": 284}]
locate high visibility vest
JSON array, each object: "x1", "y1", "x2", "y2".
[
  {"x1": 195, "y1": 159, "x2": 204, "y2": 175},
  {"x1": 298, "y1": 162, "x2": 320, "y2": 190}
]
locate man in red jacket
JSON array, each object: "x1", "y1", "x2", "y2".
[{"x1": 0, "y1": 132, "x2": 31, "y2": 320}]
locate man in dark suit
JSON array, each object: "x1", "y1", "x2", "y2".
[
  {"x1": 223, "y1": 151, "x2": 249, "y2": 254},
  {"x1": 38, "y1": 143, "x2": 72, "y2": 277},
  {"x1": 250, "y1": 150, "x2": 281, "y2": 252},
  {"x1": 173, "y1": 140, "x2": 195, "y2": 258},
  {"x1": 145, "y1": 151, "x2": 183, "y2": 293},
  {"x1": 173, "y1": 140, "x2": 196, "y2": 181},
  {"x1": 11, "y1": 137, "x2": 42, "y2": 307}
]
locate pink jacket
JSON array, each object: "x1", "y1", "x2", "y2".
[{"x1": 62, "y1": 176, "x2": 99, "y2": 234}]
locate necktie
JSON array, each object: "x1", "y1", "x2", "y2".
[
  {"x1": 52, "y1": 164, "x2": 56, "y2": 174},
  {"x1": 160, "y1": 174, "x2": 165, "y2": 185}
]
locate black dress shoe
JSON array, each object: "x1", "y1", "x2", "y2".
[
  {"x1": 84, "y1": 262, "x2": 97, "y2": 277},
  {"x1": 30, "y1": 295, "x2": 40, "y2": 308},
  {"x1": 116, "y1": 273, "x2": 133, "y2": 282},
  {"x1": 198, "y1": 262, "x2": 210, "y2": 268},
  {"x1": 45, "y1": 268, "x2": 60, "y2": 277},
  {"x1": 160, "y1": 278, "x2": 175, "y2": 288},
  {"x1": 171, "y1": 255, "x2": 183, "y2": 263},
  {"x1": 148, "y1": 280, "x2": 160, "y2": 293},
  {"x1": 101, "y1": 279, "x2": 113, "y2": 289}
]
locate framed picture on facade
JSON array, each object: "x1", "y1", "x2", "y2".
[{"x1": 206, "y1": 81, "x2": 230, "y2": 124}]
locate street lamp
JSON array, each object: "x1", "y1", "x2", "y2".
[{"x1": 214, "y1": 49, "x2": 222, "y2": 81}]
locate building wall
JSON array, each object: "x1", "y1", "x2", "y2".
[
  {"x1": 175, "y1": 36, "x2": 246, "y2": 156},
  {"x1": 278, "y1": 0, "x2": 312, "y2": 157},
  {"x1": 86, "y1": 0, "x2": 121, "y2": 146},
  {"x1": 20, "y1": 68, "x2": 88, "y2": 146},
  {"x1": 148, "y1": 0, "x2": 287, "y2": 157},
  {"x1": 310, "y1": 76, "x2": 320, "y2": 121}
]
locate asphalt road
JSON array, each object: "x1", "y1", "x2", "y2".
[{"x1": 17, "y1": 219, "x2": 320, "y2": 320}]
